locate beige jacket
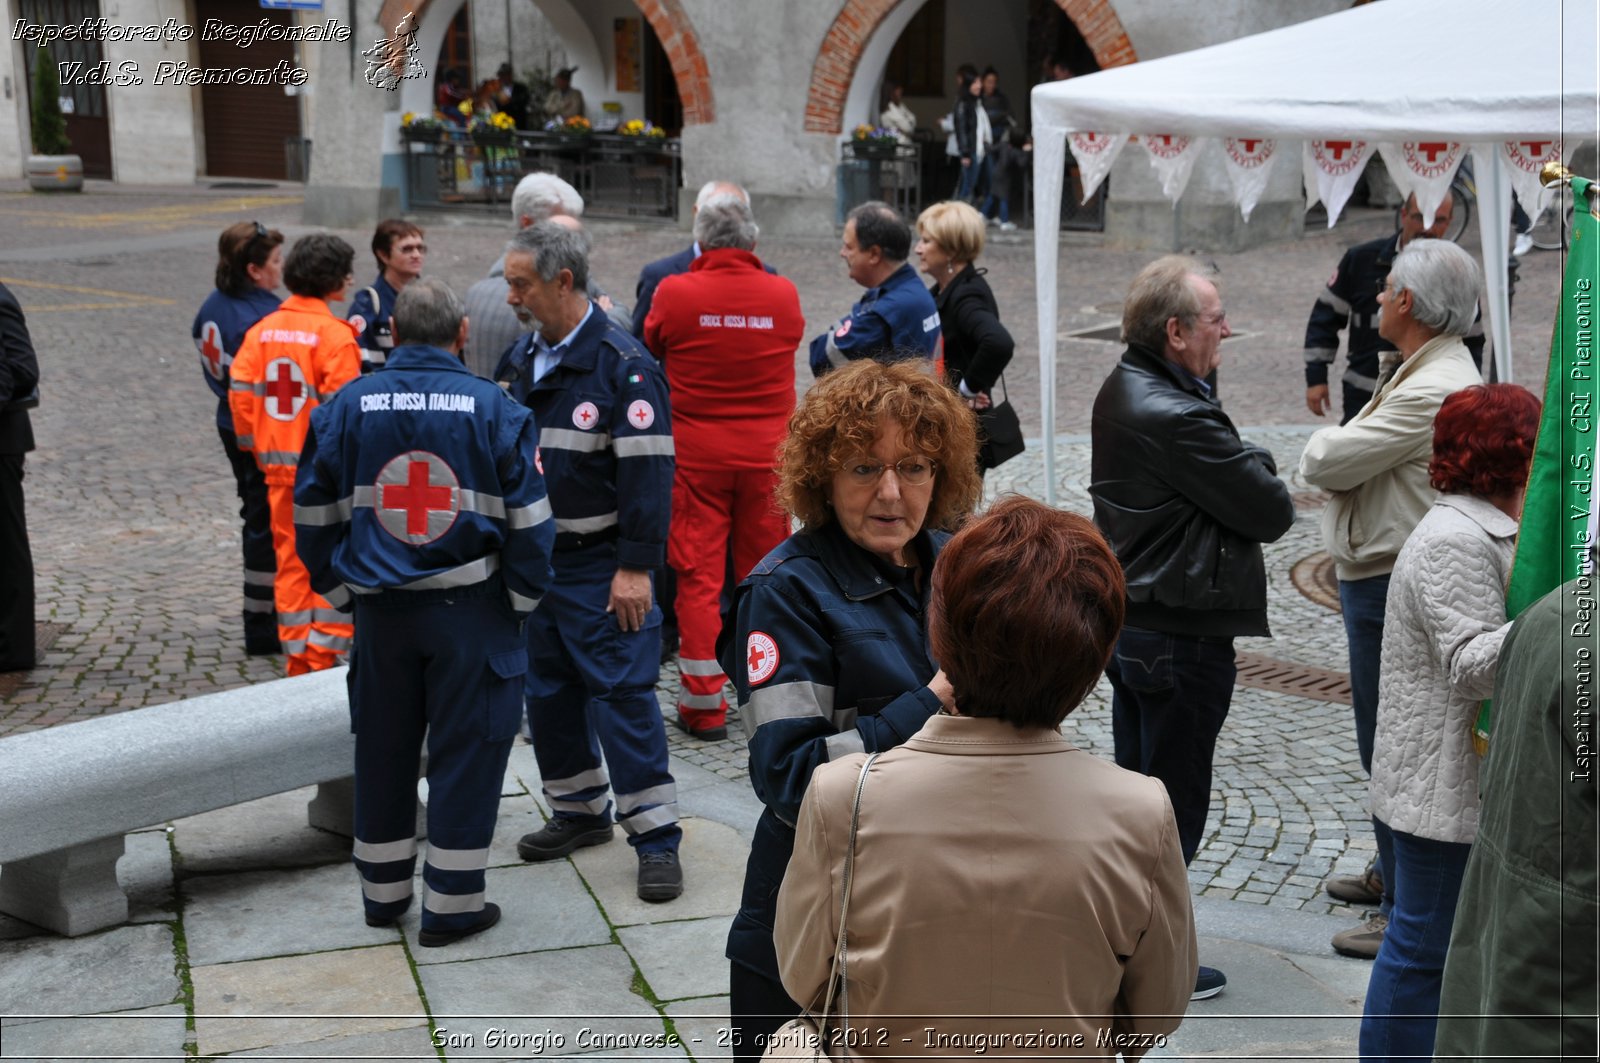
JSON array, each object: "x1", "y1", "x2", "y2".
[
  {"x1": 774, "y1": 714, "x2": 1196, "y2": 1059},
  {"x1": 1299, "y1": 334, "x2": 1482, "y2": 580}
]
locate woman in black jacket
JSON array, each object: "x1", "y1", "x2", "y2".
[{"x1": 914, "y1": 200, "x2": 1015, "y2": 474}]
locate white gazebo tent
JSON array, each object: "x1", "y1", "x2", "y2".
[{"x1": 1029, "y1": 0, "x2": 1599, "y2": 504}]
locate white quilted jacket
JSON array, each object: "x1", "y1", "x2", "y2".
[{"x1": 1369, "y1": 494, "x2": 1517, "y2": 843}]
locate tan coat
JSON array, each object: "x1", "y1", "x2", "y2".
[
  {"x1": 774, "y1": 714, "x2": 1196, "y2": 1059},
  {"x1": 1299, "y1": 334, "x2": 1482, "y2": 580}
]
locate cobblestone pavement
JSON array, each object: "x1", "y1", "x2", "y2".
[{"x1": 0, "y1": 179, "x2": 1564, "y2": 920}]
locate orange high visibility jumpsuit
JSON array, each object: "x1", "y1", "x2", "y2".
[{"x1": 229, "y1": 295, "x2": 361, "y2": 675}]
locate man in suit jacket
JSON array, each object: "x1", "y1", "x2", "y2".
[{"x1": 0, "y1": 282, "x2": 40, "y2": 672}]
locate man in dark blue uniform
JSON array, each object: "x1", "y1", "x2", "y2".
[
  {"x1": 496, "y1": 222, "x2": 685, "y2": 903},
  {"x1": 0, "y1": 282, "x2": 39, "y2": 673},
  {"x1": 294, "y1": 277, "x2": 555, "y2": 947},
  {"x1": 347, "y1": 219, "x2": 426, "y2": 373},
  {"x1": 1303, "y1": 193, "x2": 1483, "y2": 424},
  {"x1": 808, "y1": 200, "x2": 940, "y2": 377}
]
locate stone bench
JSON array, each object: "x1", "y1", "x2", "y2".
[{"x1": 0, "y1": 668, "x2": 368, "y2": 936}]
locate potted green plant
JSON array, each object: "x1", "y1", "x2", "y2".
[{"x1": 26, "y1": 46, "x2": 82, "y2": 192}]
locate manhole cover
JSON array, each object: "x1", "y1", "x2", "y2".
[
  {"x1": 1235, "y1": 650, "x2": 1351, "y2": 704},
  {"x1": 0, "y1": 621, "x2": 67, "y2": 702},
  {"x1": 1291, "y1": 551, "x2": 1341, "y2": 612}
]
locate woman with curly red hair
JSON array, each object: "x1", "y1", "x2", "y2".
[{"x1": 1360, "y1": 382, "x2": 1541, "y2": 1063}]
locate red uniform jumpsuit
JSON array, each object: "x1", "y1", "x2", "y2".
[
  {"x1": 643, "y1": 248, "x2": 805, "y2": 731},
  {"x1": 229, "y1": 295, "x2": 361, "y2": 675}
]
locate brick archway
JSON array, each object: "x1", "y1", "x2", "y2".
[
  {"x1": 376, "y1": 0, "x2": 714, "y2": 125},
  {"x1": 803, "y1": 0, "x2": 1135, "y2": 134}
]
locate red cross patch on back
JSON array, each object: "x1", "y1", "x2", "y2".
[
  {"x1": 262, "y1": 358, "x2": 308, "y2": 421},
  {"x1": 373, "y1": 450, "x2": 460, "y2": 545}
]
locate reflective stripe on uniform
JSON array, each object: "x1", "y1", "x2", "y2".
[
  {"x1": 257, "y1": 451, "x2": 300, "y2": 468},
  {"x1": 1343, "y1": 368, "x2": 1379, "y2": 390},
  {"x1": 294, "y1": 497, "x2": 353, "y2": 526},
  {"x1": 243, "y1": 598, "x2": 275, "y2": 613},
  {"x1": 234, "y1": 434, "x2": 254, "y2": 449},
  {"x1": 308, "y1": 630, "x2": 352, "y2": 653},
  {"x1": 505, "y1": 496, "x2": 553, "y2": 529},
  {"x1": 345, "y1": 555, "x2": 501, "y2": 594},
  {"x1": 322, "y1": 584, "x2": 352, "y2": 609},
  {"x1": 615, "y1": 783, "x2": 677, "y2": 814},
  {"x1": 614, "y1": 435, "x2": 675, "y2": 459},
  {"x1": 618, "y1": 802, "x2": 678, "y2": 835},
  {"x1": 743, "y1": 680, "x2": 834, "y2": 730},
  {"x1": 825, "y1": 729, "x2": 866, "y2": 760},
  {"x1": 279, "y1": 609, "x2": 312, "y2": 625},
  {"x1": 544, "y1": 765, "x2": 610, "y2": 793},
  {"x1": 508, "y1": 588, "x2": 541, "y2": 612},
  {"x1": 831, "y1": 707, "x2": 859, "y2": 732},
  {"x1": 354, "y1": 837, "x2": 418, "y2": 863},
  {"x1": 423, "y1": 888, "x2": 486, "y2": 914},
  {"x1": 360, "y1": 875, "x2": 414, "y2": 904},
  {"x1": 825, "y1": 331, "x2": 850, "y2": 369},
  {"x1": 679, "y1": 657, "x2": 723, "y2": 677},
  {"x1": 1303, "y1": 346, "x2": 1337, "y2": 364},
  {"x1": 234, "y1": 378, "x2": 336, "y2": 404},
  {"x1": 244, "y1": 569, "x2": 276, "y2": 587},
  {"x1": 548, "y1": 794, "x2": 612, "y2": 816},
  {"x1": 279, "y1": 638, "x2": 308, "y2": 655},
  {"x1": 1317, "y1": 288, "x2": 1352, "y2": 316},
  {"x1": 555, "y1": 512, "x2": 618, "y2": 535},
  {"x1": 679, "y1": 691, "x2": 724, "y2": 710},
  {"x1": 424, "y1": 844, "x2": 490, "y2": 872},
  {"x1": 540, "y1": 427, "x2": 611, "y2": 453},
  {"x1": 312, "y1": 607, "x2": 348, "y2": 624},
  {"x1": 361, "y1": 347, "x2": 387, "y2": 365}
]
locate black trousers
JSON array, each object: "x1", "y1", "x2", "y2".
[
  {"x1": 0, "y1": 452, "x2": 33, "y2": 671},
  {"x1": 219, "y1": 425, "x2": 278, "y2": 650},
  {"x1": 728, "y1": 963, "x2": 801, "y2": 1063}
]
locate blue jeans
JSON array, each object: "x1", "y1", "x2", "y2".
[
  {"x1": 959, "y1": 155, "x2": 990, "y2": 202},
  {"x1": 1340, "y1": 575, "x2": 1396, "y2": 915},
  {"x1": 1358, "y1": 826, "x2": 1472, "y2": 1062},
  {"x1": 1105, "y1": 628, "x2": 1237, "y2": 865},
  {"x1": 980, "y1": 190, "x2": 1010, "y2": 223}
]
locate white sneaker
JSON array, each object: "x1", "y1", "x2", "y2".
[
  {"x1": 985, "y1": 216, "x2": 997, "y2": 227},
  {"x1": 1513, "y1": 231, "x2": 1534, "y2": 257},
  {"x1": 999, "y1": 221, "x2": 1018, "y2": 232}
]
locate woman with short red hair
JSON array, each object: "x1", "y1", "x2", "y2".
[{"x1": 1360, "y1": 382, "x2": 1542, "y2": 1063}]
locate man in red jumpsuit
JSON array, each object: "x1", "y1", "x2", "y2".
[
  {"x1": 644, "y1": 193, "x2": 804, "y2": 739},
  {"x1": 230, "y1": 234, "x2": 362, "y2": 675}
]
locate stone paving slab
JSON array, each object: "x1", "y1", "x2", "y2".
[
  {"x1": 226, "y1": 1022, "x2": 438, "y2": 1059},
  {"x1": 169, "y1": 786, "x2": 351, "y2": 875},
  {"x1": 617, "y1": 917, "x2": 735, "y2": 1002},
  {"x1": 569, "y1": 818, "x2": 744, "y2": 929},
  {"x1": 190, "y1": 943, "x2": 420, "y2": 1056},
  {"x1": 182, "y1": 862, "x2": 400, "y2": 967},
  {"x1": 404, "y1": 864, "x2": 615, "y2": 965},
  {"x1": 663, "y1": 998, "x2": 734, "y2": 1061},
  {"x1": 0, "y1": 922, "x2": 178, "y2": 1018},
  {"x1": 0, "y1": 1002, "x2": 188, "y2": 1061}
]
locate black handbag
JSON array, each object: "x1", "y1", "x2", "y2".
[{"x1": 976, "y1": 374, "x2": 1024, "y2": 470}]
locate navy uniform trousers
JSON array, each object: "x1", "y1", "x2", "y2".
[
  {"x1": 350, "y1": 581, "x2": 527, "y2": 934},
  {"x1": 525, "y1": 543, "x2": 680, "y2": 852},
  {"x1": 217, "y1": 424, "x2": 278, "y2": 651}
]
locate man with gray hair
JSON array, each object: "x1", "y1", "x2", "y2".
[
  {"x1": 294, "y1": 277, "x2": 555, "y2": 947},
  {"x1": 1300, "y1": 238, "x2": 1484, "y2": 960},
  {"x1": 631, "y1": 180, "x2": 775, "y2": 338},
  {"x1": 1091, "y1": 254, "x2": 1297, "y2": 1002},
  {"x1": 494, "y1": 222, "x2": 685, "y2": 902},
  {"x1": 462, "y1": 172, "x2": 630, "y2": 377},
  {"x1": 641, "y1": 193, "x2": 804, "y2": 740}
]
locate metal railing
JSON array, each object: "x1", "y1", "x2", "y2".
[{"x1": 401, "y1": 129, "x2": 682, "y2": 220}]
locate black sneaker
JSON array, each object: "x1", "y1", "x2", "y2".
[
  {"x1": 516, "y1": 816, "x2": 614, "y2": 861},
  {"x1": 637, "y1": 850, "x2": 683, "y2": 902},
  {"x1": 1192, "y1": 965, "x2": 1227, "y2": 1000},
  {"x1": 418, "y1": 902, "x2": 501, "y2": 948},
  {"x1": 672, "y1": 714, "x2": 729, "y2": 742}
]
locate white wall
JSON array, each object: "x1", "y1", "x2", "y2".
[
  {"x1": 1, "y1": 0, "x2": 28, "y2": 178},
  {"x1": 102, "y1": 0, "x2": 199, "y2": 183}
]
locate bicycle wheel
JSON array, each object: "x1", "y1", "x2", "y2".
[
  {"x1": 1392, "y1": 185, "x2": 1472, "y2": 244},
  {"x1": 1529, "y1": 184, "x2": 1571, "y2": 250}
]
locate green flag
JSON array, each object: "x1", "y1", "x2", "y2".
[{"x1": 1476, "y1": 177, "x2": 1599, "y2": 747}]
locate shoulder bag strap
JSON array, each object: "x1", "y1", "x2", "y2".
[{"x1": 816, "y1": 751, "x2": 881, "y2": 1048}]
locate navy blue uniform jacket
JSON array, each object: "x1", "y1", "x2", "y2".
[
  {"x1": 808, "y1": 262, "x2": 940, "y2": 377},
  {"x1": 193, "y1": 287, "x2": 281, "y2": 431},
  {"x1": 719, "y1": 520, "x2": 948, "y2": 980}
]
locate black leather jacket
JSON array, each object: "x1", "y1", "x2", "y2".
[
  {"x1": 1089, "y1": 344, "x2": 1295, "y2": 637},
  {"x1": 931, "y1": 264, "x2": 1013, "y2": 395}
]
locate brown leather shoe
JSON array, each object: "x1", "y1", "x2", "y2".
[
  {"x1": 1325, "y1": 862, "x2": 1384, "y2": 905},
  {"x1": 1331, "y1": 911, "x2": 1387, "y2": 959}
]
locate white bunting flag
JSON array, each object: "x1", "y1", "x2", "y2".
[
  {"x1": 1220, "y1": 137, "x2": 1278, "y2": 221},
  {"x1": 1303, "y1": 139, "x2": 1374, "y2": 227},
  {"x1": 1067, "y1": 131, "x2": 1129, "y2": 204},
  {"x1": 1500, "y1": 137, "x2": 1566, "y2": 220},
  {"x1": 1141, "y1": 134, "x2": 1202, "y2": 203},
  {"x1": 1378, "y1": 140, "x2": 1465, "y2": 227}
]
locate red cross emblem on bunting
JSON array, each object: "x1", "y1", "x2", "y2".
[
  {"x1": 1401, "y1": 141, "x2": 1461, "y2": 179},
  {"x1": 197, "y1": 321, "x2": 226, "y2": 381},
  {"x1": 746, "y1": 631, "x2": 779, "y2": 685},
  {"x1": 262, "y1": 357, "x2": 309, "y2": 421},
  {"x1": 1506, "y1": 138, "x2": 1561, "y2": 174},
  {"x1": 374, "y1": 450, "x2": 460, "y2": 544}
]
